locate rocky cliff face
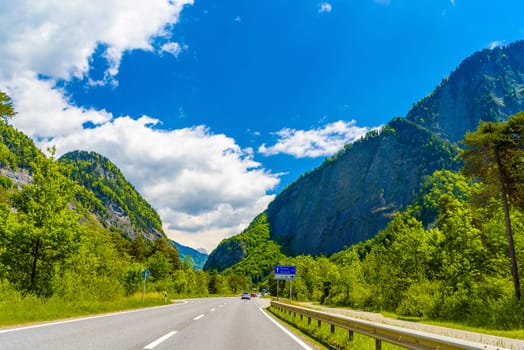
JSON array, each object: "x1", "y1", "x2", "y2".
[
  {"x1": 267, "y1": 118, "x2": 459, "y2": 256},
  {"x1": 406, "y1": 41, "x2": 524, "y2": 142}
]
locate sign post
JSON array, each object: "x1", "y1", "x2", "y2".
[
  {"x1": 274, "y1": 265, "x2": 296, "y2": 301},
  {"x1": 141, "y1": 268, "x2": 152, "y2": 303}
]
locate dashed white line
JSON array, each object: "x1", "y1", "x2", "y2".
[
  {"x1": 193, "y1": 314, "x2": 205, "y2": 321},
  {"x1": 143, "y1": 331, "x2": 177, "y2": 349},
  {"x1": 210, "y1": 308, "x2": 217, "y2": 312}
]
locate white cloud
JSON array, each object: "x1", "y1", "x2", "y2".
[
  {"x1": 319, "y1": 3, "x2": 332, "y2": 13},
  {"x1": 0, "y1": 0, "x2": 282, "y2": 252},
  {"x1": 38, "y1": 118, "x2": 279, "y2": 252},
  {"x1": 0, "y1": 0, "x2": 193, "y2": 83},
  {"x1": 160, "y1": 42, "x2": 187, "y2": 58},
  {"x1": 259, "y1": 120, "x2": 371, "y2": 158}
]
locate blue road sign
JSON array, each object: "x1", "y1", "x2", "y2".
[
  {"x1": 274, "y1": 265, "x2": 296, "y2": 280},
  {"x1": 141, "y1": 268, "x2": 152, "y2": 278},
  {"x1": 274, "y1": 266, "x2": 296, "y2": 275}
]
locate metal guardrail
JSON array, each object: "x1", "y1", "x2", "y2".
[{"x1": 270, "y1": 301, "x2": 510, "y2": 350}]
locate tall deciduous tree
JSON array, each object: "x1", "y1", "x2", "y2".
[
  {"x1": 6, "y1": 151, "x2": 81, "y2": 295},
  {"x1": 461, "y1": 112, "x2": 524, "y2": 300}
]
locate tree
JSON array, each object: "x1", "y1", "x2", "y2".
[
  {"x1": 6, "y1": 151, "x2": 82, "y2": 295},
  {"x1": 0, "y1": 91, "x2": 16, "y2": 122},
  {"x1": 461, "y1": 112, "x2": 524, "y2": 300}
]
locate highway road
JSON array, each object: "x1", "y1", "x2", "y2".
[{"x1": 0, "y1": 297, "x2": 315, "y2": 350}]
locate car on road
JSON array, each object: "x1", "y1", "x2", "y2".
[{"x1": 241, "y1": 292, "x2": 251, "y2": 300}]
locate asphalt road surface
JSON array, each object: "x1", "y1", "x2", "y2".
[{"x1": 0, "y1": 297, "x2": 315, "y2": 350}]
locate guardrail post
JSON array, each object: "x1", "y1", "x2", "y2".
[
  {"x1": 330, "y1": 324, "x2": 335, "y2": 334},
  {"x1": 308, "y1": 317, "x2": 311, "y2": 325},
  {"x1": 348, "y1": 330, "x2": 354, "y2": 341},
  {"x1": 317, "y1": 319, "x2": 321, "y2": 328},
  {"x1": 376, "y1": 339, "x2": 382, "y2": 350}
]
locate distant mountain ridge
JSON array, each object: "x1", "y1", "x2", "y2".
[
  {"x1": 205, "y1": 40, "x2": 524, "y2": 270},
  {"x1": 172, "y1": 240, "x2": 208, "y2": 270}
]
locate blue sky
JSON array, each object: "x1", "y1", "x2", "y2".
[{"x1": 0, "y1": 0, "x2": 523, "y2": 252}]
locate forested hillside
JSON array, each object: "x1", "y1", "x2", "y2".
[
  {"x1": 59, "y1": 151, "x2": 164, "y2": 241},
  {"x1": 407, "y1": 40, "x2": 524, "y2": 141}
]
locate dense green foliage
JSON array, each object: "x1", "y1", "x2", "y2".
[
  {"x1": 205, "y1": 213, "x2": 285, "y2": 288},
  {"x1": 461, "y1": 112, "x2": 524, "y2": 299},
  {"x1": 59, "y1": 151, "x2": 164, "y2": 239},
  {"x1": 264, "y1": 169, "x2": 524, "y2": 329}
]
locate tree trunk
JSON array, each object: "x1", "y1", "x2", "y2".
[
  {"x1": 495, "y1": 151, "x2": 521, "y2": 300},
  {"x1": 30, "y1": 238, "x2": 41, "y2": 292}
]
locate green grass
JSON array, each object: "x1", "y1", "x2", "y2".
[
  {"x1": 0, "y1": 292, "x2": 170, "y2": 327},
  {"x1": 268, "y1": 306, "x2": 405, "y2": 350}
]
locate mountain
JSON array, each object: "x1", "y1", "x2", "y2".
[
  {"x1": 204, "y1": 213, "x2": 284, "y2": 277},
  {"x1": 0, "y1": 118, "x2": 44, "y2": 184},
  {"x1": 267, "y1": 118, "x2": 459, "y2": 256},
  {"x1": 406, "y1": 40, "x2": 524, "y2": 142},
  {"x1": 206, "y1": 40, "x2": 524, "y2": 267},
  {"x1": 58, "y1": 151, "x2": 164, "y2": 241},
  {"x1": 172, "y1": 240, "x2": 208, "y2": 270}
]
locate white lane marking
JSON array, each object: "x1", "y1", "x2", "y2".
[
  {"x1": 193, "y1": 314, "x2": 205, "y2": 321},
  {"x1": 218, "y1": 305, "x2": 224, "y2": 308},
  {"x1": 143, "y1": 331, "x2": 177, "y2": 349},
  {"x1": 210, "y1": 308, "x2": 216, "y2": 312},
  {"x1": 0, "y1": 301, "x2": 188, "y2": 334},
  {"x1": 258, "y1": 306, "x2": 313, "y2": 350}
]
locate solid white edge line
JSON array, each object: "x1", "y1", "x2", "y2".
[
  {"x1": 193, "y1": 314, "x2": 205, "y2": 321},
  {"x1": 0, "y1": 300, "x2": 189, "y2": 334},
  {"x1": 258, "y1": 306, "x2": 314, "y2": 350},
  {"x1": 143, "y1": 331, "x2": 177, "y2": 349}
]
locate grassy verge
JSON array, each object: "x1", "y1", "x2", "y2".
[
  {"x1": 380, "y1": 311, "x2": 524, "y2": 340},
  {"x1": 306, "y1": 303, "x2": 524, "y2": 340},
  {"x1": 268, "y1": 305, "x2": 405, "y2": 350},
  {"x1": 0, "y1": 292, "x2": 170, "y2": 327}
]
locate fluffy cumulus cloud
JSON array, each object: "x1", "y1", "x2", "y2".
[
  {"x1": 39, "y1": 119, "x2": 278, "y2": 252},
  {"x1": 258, "y1": 120, "x2": 371, "y2": 158},
  {"x1": 0, "y1": 0, "x2": 280, "y2": 252}
]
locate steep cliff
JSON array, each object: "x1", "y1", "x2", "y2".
[{"x1": 267, "y1": 118, "x2": 459, "y2": 256}]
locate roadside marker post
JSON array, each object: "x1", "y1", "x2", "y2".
[{"x1": 141, "y1": 268, "x2": 152, "y2": 303}]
